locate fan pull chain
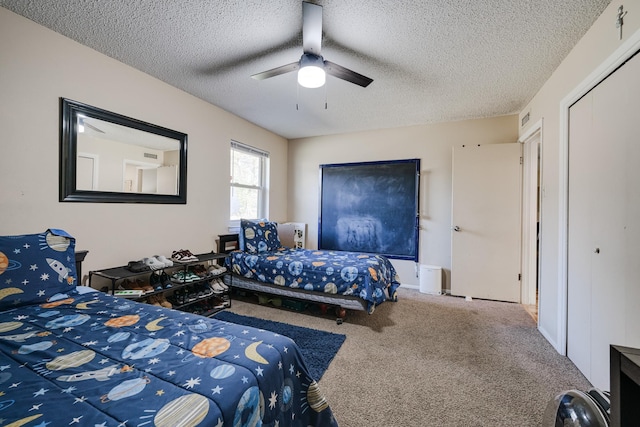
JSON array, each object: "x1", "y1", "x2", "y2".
[
  {"x1": 296, "y1": 82, "x2": 300, "y2": 111},
  {"x1": 324, "y1": 80, "x2": 328, "y2": 110}
]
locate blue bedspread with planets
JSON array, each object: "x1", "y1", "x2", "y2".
[
  {"x1": 228, "y1": 248, "x2": 401, "y2": 311},
  {"x1": 0, "y1": 291, "x2": 339, "y2": 427}
]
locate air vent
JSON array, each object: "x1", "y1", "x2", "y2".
[
  {"x1": 143, "y1": 153, "x2": 158, "y2": 159},
  {"x1": 521, "y1": 112, "x2": 530, "y2": 127}
]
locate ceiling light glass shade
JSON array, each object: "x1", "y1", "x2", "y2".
[{"x1": 298, "y1": 54, "x2": 326, "y2": 88}]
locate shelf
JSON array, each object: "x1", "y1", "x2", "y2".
[
  {"x1": 89, "y1": 252, "x2": 231, "y2": 317},
  {"x1": 611, "y1": 345, "x2": 640, "y2": 426},
  {"x1": 170, "y1": 293, "x2": 230, "y2": 312},
  {"x1": 90, "y1": 252, "x2": 226, "y2": 281}
]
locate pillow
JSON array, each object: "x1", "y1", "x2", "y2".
[
  {"x1": 238, "y1": 218, "x2": 267, "y2": 251},
  {"x1": 240, "y1": 219, "x2": 281, "y2": 253},
  {"x1": 0, "y1": 229, "x2": 78, "y2": 310}
]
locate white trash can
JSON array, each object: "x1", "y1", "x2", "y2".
[{"x1": 419, "y1": 265, "x2": 442, "y2": 295}]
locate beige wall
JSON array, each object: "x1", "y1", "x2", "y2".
[
  {"x1": 0, "y1": 8, "x2": 288, "y2": 283},
  {"x1": 288, "y1": 115, "x2": 519, "y2": 288},
  {"x1": 518, "y1": 1, "x2": 640, "y2": 350}
]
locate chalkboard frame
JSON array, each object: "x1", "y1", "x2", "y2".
[{"x1": 318, "y1": 158, "x2": 420, "y2": 261}]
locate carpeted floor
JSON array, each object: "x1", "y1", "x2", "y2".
[
  {"x1": 212, "y1": 310, "x2": 346, "y2": 380},
  {"x1": 225, "y1": 287, "x2": 592, "y2": 427}
]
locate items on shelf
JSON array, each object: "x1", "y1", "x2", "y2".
[
  {"x1": 89, "y1": 252, "x2": 231, "y2": 317},
  {"x1": 145, "y1": 293, "x2": 172, "y2": 308},
  {"x1": 120, "y1": 278, "x2": 153, "y2": 294},
  {"x1": 171, "y1": 249, "x2": 199, "y2": 262},
  {"x1": 113, "y1": 289, "x2": 143, "y2": 298},
  {"x1": 125, "y1": 260, "x2": 150, "y2": 273}
]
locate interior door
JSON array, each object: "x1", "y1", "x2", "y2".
[
  {"x1": 157, "y1": 165, "x2": 178, "y2": 195},
  {"x1": 76, "y1": 155, "x2": 96, "y2": 190},
  {"x1": 451, "y1": 143, "x2": 522, "y2": 302},
  {"x1": 567, "y1": 50, "x2": 640, "y2": 390},
  {"x1": 567, "y1": 93, "x2": 594, "y2": 380}
]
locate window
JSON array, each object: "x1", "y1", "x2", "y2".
[{"x1": 230, "y1": 141, "x2": 269, "y2": 223}]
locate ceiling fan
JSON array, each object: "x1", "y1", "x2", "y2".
[{"x1": 251, "y1": 1, "x2": 373, "y2": 89}]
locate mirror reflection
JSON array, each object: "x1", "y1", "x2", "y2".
[
  {"x1": 60, "y1": 98, "x2": 188, "y2": 204},
  {"x1": 76, "y1": 116, "x2": 181, "y2": 195}
]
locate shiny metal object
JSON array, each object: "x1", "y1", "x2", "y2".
[{"x1": 542, "y1": 389, "x2": 609, "y2": 427}]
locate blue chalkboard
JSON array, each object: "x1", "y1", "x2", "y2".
[{"x1": 318, "y1": 159, "x2": 420, "y2": 261}]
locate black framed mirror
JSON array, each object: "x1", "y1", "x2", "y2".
[{"x1": 60, "y1": 98, "x2": 187, "y2": 203}]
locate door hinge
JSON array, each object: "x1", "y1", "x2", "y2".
[
  {"x1": 518, "y1": 273, "x2": 521, "y2": 281},
  {"x1": 520, "y1": 156, "x2": 523, "y2": 165}
]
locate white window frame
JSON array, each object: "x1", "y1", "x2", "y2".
[{"x1": 229, "y1": 140, "x2": 269, "y2": 229}]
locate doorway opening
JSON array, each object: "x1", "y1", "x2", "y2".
[{"x1": 520, "y1": 123, "x2": 542, "y2": 322}]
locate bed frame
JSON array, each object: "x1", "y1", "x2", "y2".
[{"x1": 217, "y1": 234, "x2": 370, "y2": 321}]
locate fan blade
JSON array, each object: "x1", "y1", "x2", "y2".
[
  {"x1": 324, "y1": 60, "x2": 373, "y2": 87},
  {"x1": 251, "y1": 61, "x2": 300, "y2": 80},
  {"x1": 302, "y1": 2, "x2": 322, "y2": 55}
]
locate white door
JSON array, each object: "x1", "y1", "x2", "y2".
[
  {"x1": 451, "y1": 143, "x2": 522, "y2": 302},
  {"x1": 157, "y1": 165, "x2": 178, "y2": 195},
  {"x1": 76, "y1": 154, "x2": 97, "y2": 190},
  {"x1": 521, "y1": 131, "x2": 541, "y2": 307},
  {"x1": 567, "y1": 50, "x2": 640, "y2": 389},
  {"x1": 567, "y1": 93, "x2": 594, "y2": 381}
]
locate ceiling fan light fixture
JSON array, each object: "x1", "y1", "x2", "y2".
[{"x1": 298, "y1": 54, "x2": 326, "y2": 88}]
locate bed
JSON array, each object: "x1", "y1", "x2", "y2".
[
  {"x1": 0, "y1": 229, "x2": 338, "y2": 427},
  {"x1": 220, "y1": 220, "x2": 401, "y2": 318}
]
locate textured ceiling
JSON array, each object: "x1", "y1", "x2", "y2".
[{"x1": 1, "y1": 0, "x2": 612, "y2": 139}]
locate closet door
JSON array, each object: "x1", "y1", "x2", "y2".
[
  {"x1": 567, "y1": 92, "x2": 594, "y2": 382},
  {"x1": 567, "y1": 51, "x2": 640, "y2": 389}
]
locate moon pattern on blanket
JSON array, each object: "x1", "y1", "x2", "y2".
[
  {"x1": 245, "y1": 341, "x2": 269, "y2": 364},
  {"x1": 76, "y1": 300, "x2": 100, "y2": 310},
  {"x1": 0, "y1": 287, "x2": 23, "y2": 301},
  {"x1": 145, "y1": 317, "x2": 167, "y2": 331},
  {"x1": 4, "y1": 414, "x2": 43, "y2": 427}
]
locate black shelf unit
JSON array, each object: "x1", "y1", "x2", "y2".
[
  {"x1": 610, "y1": 345, "x2": 640, "y2": 426},
  {"x1": 89, "y1": 252, "x2": 231, "y2": 316}
]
